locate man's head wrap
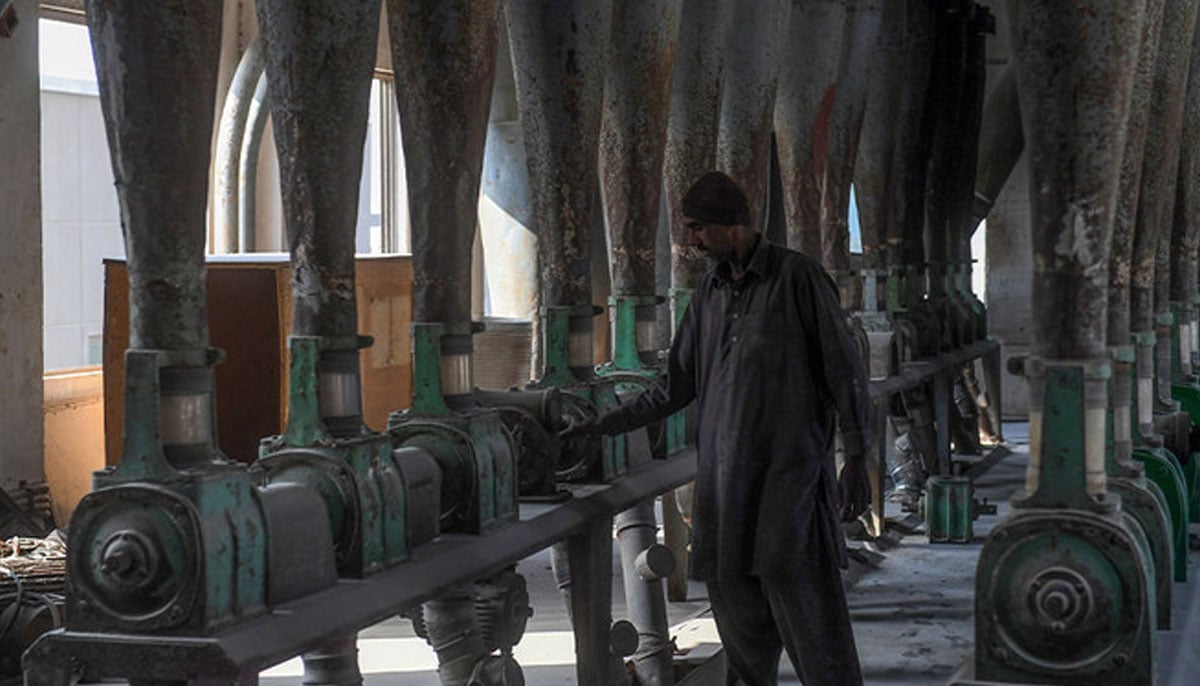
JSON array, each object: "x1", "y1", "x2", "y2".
[{"x1": 681, "y1": 171, "x2": 752, "y2": 227}]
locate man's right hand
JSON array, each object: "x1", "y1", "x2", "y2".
[{"x1": 559, "y1": 414, "x2": 602, "y2": 439}]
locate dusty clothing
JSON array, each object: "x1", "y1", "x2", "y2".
[
  {"x1": 707, "y1": 518, "x2": 862, "y2": 685},
  {"x1": 598, "y1": 237, "x2": 870, "y2": 584}
]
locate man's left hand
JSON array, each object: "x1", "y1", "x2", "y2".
[{"x1": 838, "y1": 458, "x2": 871, "y2": 522}]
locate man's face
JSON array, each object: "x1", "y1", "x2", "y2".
[{"x1": 682, "y1": 218, "x2": 737, "y2": 262}]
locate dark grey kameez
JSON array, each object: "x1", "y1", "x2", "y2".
[{"x1": 598, "y1": 237, "x2": 869, "y2": 684}]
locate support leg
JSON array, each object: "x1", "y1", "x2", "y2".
[
  {"x1": 662, "y1": 489, "x2": 691, "y2": 601},
  {"x1": 566, "y1": 516, "x2": 626, "y2": 686},
  {"x1": 933, "y1": 371, "x2": 953, "y2": 475}
]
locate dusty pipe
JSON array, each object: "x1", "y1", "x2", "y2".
[
  {"x1": 600, "y1": 0, "x2": 679, "y2": 299},
  {"x1": 1170, "y1": 22, "x2": 1200, "y2": 369},
  {"x1": 922, "y1": 0, "x2": 970, "y2": 299},
  {"x1": 775, "y1": 0, "x2": 846, "y2": 258},
  {"x1": 1014, "y1": 1, "x2": 1140, "y2": 361},
  {"x1": 1012, "y1": 0, "x2": 1142, "y2": 496},
  {"x1": 507, "y1": 0, "x2": 611, "y2": 314},
  {"x1": 852, "y1": 0, "x2": 902, "y2": 282},
  {"x1": 951, "y1": 6, "x2": 990, "y2": 258},
  {"x1": 88, "y1": 0, "x2": 221, "y2": 354},
  {"x1": 971, "y1": 64, "x2": 1021, "y2": 230},
  {"x1": 665, "y1": 0, "x2": 731, "y2": 290},
  {"x1": 257, "y1": 0, "x2": 378, "y2": 343},
  {"x1": 820, "y1": 0, "x2": 880, "y2": 275},
  {"x1": 888, "y1": 0, "x2": 936, "y2": 307},
  {"x1": 614, "y1": 502, "x2": 674, "y2": 685},
  {"x1": 1110, "y1": 0, "x2": 1166, "y2": 460},
  {"x1": 238, "y1": 71, "x2": 269, "y2": 254},
  {"x1": 716, "y1": 0, "x2": 791, "y2": 234},
  {"x1": 1110, "y1": 0, "x2": 1166, "y2": 352},
  {"x1": 1131, "y1": 0, "x2": 1200, "y2": 336},
  {"x1": 213, "y1": 33, "x2": 264, "y2": 255},
  {"x1": 391, "y1": 0, "x2": 497, "y2": 333}
]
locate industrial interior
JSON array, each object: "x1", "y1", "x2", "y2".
[{"x1": 3, "y1": 0, "x2": 1200, "y2": 683}]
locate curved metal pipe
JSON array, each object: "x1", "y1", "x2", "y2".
[
  {"x1": 852, "y1": 0, "x2": 902, "y2": 276},
  {"x1": 88, "y1": 0, "x2": 222, "y2": 353},
  {"x1": 1131, "y1": 0, "x2": 1200, "y2": 335},
  {"x1": 600, "y1": 1, "x2": 679, "y2": 299},
  {"x1": 1013, "y1": 1, "x2": 1142, "y2": 361},
  {"x1": 820, "y1": 0, "x2": 880, "y2": 274},
  {"x1": 257, "y1": 0, "x2": 379, "y2": 342},
  {"x1": 716, "y1": 0, "x2": 791, "y2": 234},
  {"x1": 391, "y1": 0, "x2": 498, "y2": 329},
  {"x1": 665, "y1": 0, "x2": 731, "y2": 290},
  {"x1": 775, "y1": 0, "x2": 846, "y2": 258},
  {"x1": 950, "y1": 5, "x2": 991, "y2": 261},
  {"x1": 238, "y1": 71, "x2": 269, "y2": 254},
  {"x1": 506, "y1": 1, "x2": 611, "y2": 312},
  {"x1": 1110, "y1": 0, "x2": 1166, "y2": 351},
  {"x1": 213, "y1": 33, "x2": 264, "y2": 255}
]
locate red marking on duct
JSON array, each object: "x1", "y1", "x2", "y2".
[{"x1": 810, "y1": 83, "x2": 838, "y2": 172}]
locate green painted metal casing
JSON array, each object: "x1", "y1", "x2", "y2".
[
  {"x1": 595, "y1": 294, "x2": 668, "y2": 461},
  {"x1": 925, "y1": 476, "x2": 993, "y2": 543},
  {"x1": 257, "y1": 337, "x2": 408, "y2": 577},
  {"x1": 533, "y1": 306, "x2": 632, "y2": 481},
  {"x1": 387, "y1": 323, "x2": 519, "y2": 533},
  {"x1": 975, "y1": 361, "x2": 1156, "y2": 684},
  {"x1": 67, "y1": 350, "x2": 268, "y2": 634}
]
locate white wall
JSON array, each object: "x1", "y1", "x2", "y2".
[{"x1": 40, "y1": 86, "x2": 123, "y2": 370}]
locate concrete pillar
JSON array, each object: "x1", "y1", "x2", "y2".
[{"x1": 0, "y1": 0, "x2": 45, "y2": 491}]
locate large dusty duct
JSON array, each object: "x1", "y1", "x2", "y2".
[
  {"x1": 664, "y1": 0, "x2": 731, "y2": 290},
  {"x1": 1173, "y1": 24, "x2": 1200, "y2": 316},
  {"x1": 820, "y1": 0, "x2": 880, "y2": 275},
  {"x1": 716, "y1": 0, "x2": 791, "y2": 233},
  {"x1": 89, "y1": 0, "x2": 222, "y2": 356},
  {"x1": 971, "y1": 64, "x2": 1021, "y2": 230},
  {"x1": 775, "y1": 0, "x2": 846, "y2": 258}
]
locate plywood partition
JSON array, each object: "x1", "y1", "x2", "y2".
[{"x1": 104, "y1": 255, "x2": 414, "y2": 465}]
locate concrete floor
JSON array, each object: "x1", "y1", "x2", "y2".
[{"x1": 259, "y1": 423, "x2": 1200, "y2": 684}]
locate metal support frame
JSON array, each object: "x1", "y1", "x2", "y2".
[
  {"x1": 24, "y1": 448, "x2": 697, "y2": 685},
  {"x1": 865, "y1": 339, "x2": 1005, "y2": 535}
]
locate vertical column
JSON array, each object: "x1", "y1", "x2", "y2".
[{"x1": 0, "y1": 0, "x2": 44, "y2": 493}]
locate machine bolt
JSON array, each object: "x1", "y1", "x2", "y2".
[
  {"x1": 1113, "y1": 652, "x2": 1128, "y2": 667},
  {"x1": 1050, "y1": 621, "x2": 1066, "y2": 634}
]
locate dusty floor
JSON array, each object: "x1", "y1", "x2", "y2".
[{"x1": 259, "y1": 423, "x2": 1200, "y2": 684}]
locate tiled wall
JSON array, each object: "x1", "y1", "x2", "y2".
[{"x1": 41, "y1": 86, "x2": 124, "y2": 371}]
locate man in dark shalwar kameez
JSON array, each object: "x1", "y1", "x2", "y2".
[{"x1": 568, "y1": 171, "x2": 871, "y2": 685}]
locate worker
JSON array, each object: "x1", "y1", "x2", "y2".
[{"x1": 564, "y1": 171, "x2": 871, "y2": 685}]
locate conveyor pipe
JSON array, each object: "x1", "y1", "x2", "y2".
[
  {"x1": 665, "y1": 0, "x2": 731, "y2": 291},
  {"x1": 716, "y1": 0, "x2": 791, "y2": 235},
  {"x1": 1169, "y1": 23, "x2": 1200, "y2": 378},
  {"x1": 775, "y1": 0, "x2": 846, "y2": 259},
  {"x1": 238, "y1": 71, "x2": 269, "y2": 254}
]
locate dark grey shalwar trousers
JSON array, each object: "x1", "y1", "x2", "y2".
[{"x1": 705, "y1": 547, "x2": 862, "y2": 685}]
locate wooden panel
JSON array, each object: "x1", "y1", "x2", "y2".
[
  {"x1": 356, "y1": 256, "x2": 414, "y2": 431},
  {"x1": 104, "y1": 256, "x2": 414, "y2": 465},
  {"x1": 44, "y1": 367, "x2": 105, "y2": 525}
]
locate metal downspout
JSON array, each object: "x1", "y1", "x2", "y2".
[
  {"x1": 971, "y1": 64, "x2": 1021, "y2": 230},
  {"x1": 775, "y1": 0, "x2": 846, "y2": 258},
  {"x1": 600, "y1": 2, "x2": 681, "y2": 683},
  {"x1": 213, "y1": 33, "x2": 263, "y2": 255},
  {"x1": 716, "y1": 0, "x2": 791, "y2": 235},
  {"x1": 664, "y1": 0, "x2": 730, "y2": 291},
  {"x1": 256, "y1": 1, "x2": 382, "y2": 680}
]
